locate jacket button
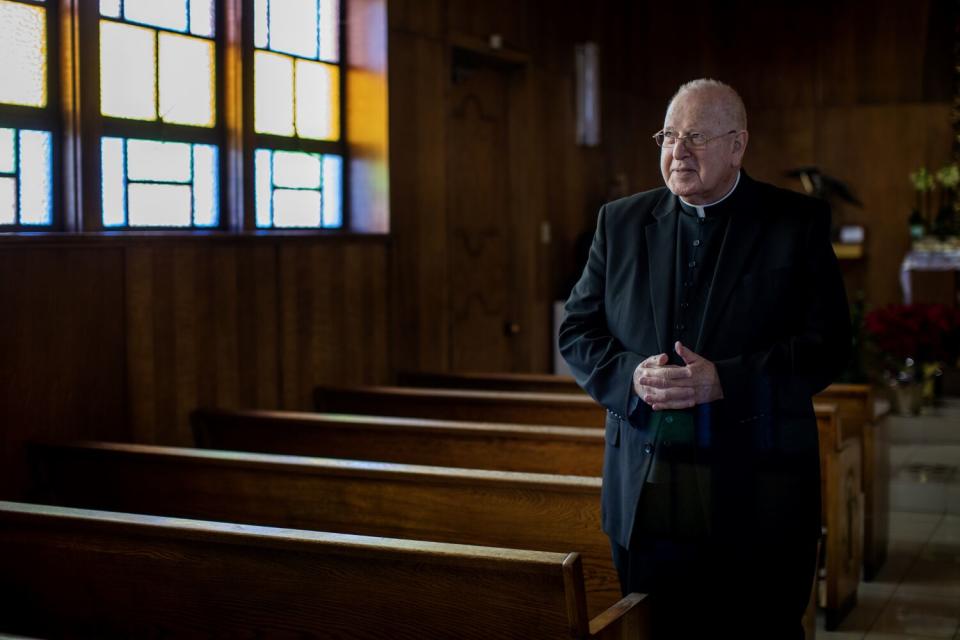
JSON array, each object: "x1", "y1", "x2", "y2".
[
  {"x1": 643, "y1": 443, "x2": 654, "y2": 454},
  {"x1": 665, "y1": 415, "x2": 674, "y2": 424}
]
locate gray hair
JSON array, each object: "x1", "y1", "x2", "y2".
[{"x1": 668, "y1": 78, "x2": 747, "y2": 130}]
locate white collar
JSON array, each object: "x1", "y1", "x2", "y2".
[{"x1": 679, "y1": 171, "x2": 741, "y2": 219}]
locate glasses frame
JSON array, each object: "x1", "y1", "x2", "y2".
[{"x1": 653, "y1": 129, "x2": 739, "y2": 149}]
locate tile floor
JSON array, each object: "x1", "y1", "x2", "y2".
[{"x1": 818, "y1": 398, "x2": 960, "y2": 640}]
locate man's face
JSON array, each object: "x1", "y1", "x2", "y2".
[{"x1": 659, "y1": 90, "x2": 745, "y2": 205}]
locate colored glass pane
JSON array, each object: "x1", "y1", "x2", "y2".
[
  {"x1": 322, "y1": 154, "x2": 342, "y2": 227},
  {"x1": 100, "y1": 0, "x2": 121, "y2": 18},
  {"x1": 0, "y1": 176, "x2": 14, "y2": 224},
  {"x1": 269, "y1": 0, "x2": 317, "y2": 59},
  {"x1": 273, "y1": 151, "x2": 320, "y2": 189},
  {"x1": 319, "y1": 0, "x2": 339, "y2": 62},
  {"x1": 189, "y1": 0, "x2": 215, "y2": 37},
  {"x1": 101, "y1": 137, "x2": 126, "y2": 227},
  {"x1": 127, "y1": 139, "x2": 192, "y2": 182},
  {"x1": 255, "y1": 149, "x2": 272, "y2": 227},
  {"x1": 295, "y1": 60, "x2": 339, "y2": 140},
  {"x1": 128, "y1": 183, "x2": 192, "y2": 226},
  {"x1": 254, "y1": 51, "x2": 294, "y2": 136},
  {"x1": 18, "y1": 129, "x2": 51, "y2": 225},
  {"x1": 0, "y1": 128, "x2": 14, "y2": 174},
  {"x1": 254, "y1": 0, "x2": 268, "y2": 48},
  {"x1": 124, "y1": 0, "x2": 188, "y2": 32},
  {"x1": 159, "y1": 32, "x2": 215, "y2": 126},
  {"x1": 192, "y1": 144, "x2": 218, "y2": 226},
  {"x1": 100, "y1": 20, "x2": 157, "y2": 120},
  {"x1": 273, "y1": 189, "x2": 320, "y2": 228},
  {"x1": 0, "y1": 0, "x2": 47, "y2": 108}
]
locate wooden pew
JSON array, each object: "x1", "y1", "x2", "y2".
[
  {"x1": 815, "y1": 402, "x2": 863, "y2": 630},
  {"x1": 0, "y1": 501, "x2": 649, "y2": 639},
  {"x1": 816, "y1": 384, "x2": 890, "y2": 581},
  {"x1": 192, "y1": 408, "x2": 605, "y2": 476},
  {"x1": 398, "y1": 370, "x2": 582, "y2": 394},
  {"x1": 314, "y1": 385, "x2": 604, "y2": 426},
  {"x1": 28, "y1": 441, "x2": 619, "y2": 619}
]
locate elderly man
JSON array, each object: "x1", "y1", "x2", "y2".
[{"x1": 559, "y1": 79, "x2": 850, "y2": 638}]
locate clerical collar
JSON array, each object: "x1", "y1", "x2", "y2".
[{"x1": 678, "y1": 170, "x2": 741, "y2": 219}]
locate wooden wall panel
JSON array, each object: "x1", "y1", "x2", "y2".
[{"x1": 0, "y1": 247, "x2": 126, "y2": 498}]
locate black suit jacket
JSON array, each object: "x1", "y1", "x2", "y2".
[{"x1": 559, "y1": 172, "x2": 851, "y2": 549}]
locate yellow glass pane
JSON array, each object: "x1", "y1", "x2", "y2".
[
  {"x1": 0, "y1": 1, "x2": 47, "y2": 107},
  {"x1": 254, "y1": 51, "x2": 294, "y2": 136},
  {"x1": 100, "y1": 20, "x2": 157, "y2": 120},
  {"x1": 296, "y1": 60, "x2": 339, "y2": 140},
  {"x1": 159, "y1": 32, "x2": 214, "y2": 127}
]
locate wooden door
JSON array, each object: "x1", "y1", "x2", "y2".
[{"x1": 446, "y1": 50, "x2": 521, "y2": 371}]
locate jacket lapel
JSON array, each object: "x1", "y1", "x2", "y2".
[
  {"x1": 644, "y1": 190, "x2": 678, "y2": 356},
  {"x1": 694, "y1": 176, "x2": 765, "y2": 353}
]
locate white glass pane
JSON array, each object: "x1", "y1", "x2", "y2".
[
  {"x1": 322, "y1": 154, "x2": 342, "y2": 227},
  {"x1": 127, "y1": 139, "x2": 192, "y2": 182},
  {"x1": 273, "y1": 151, "x2": 320, "y2": 189},
  {"x1": 159, "y1": 32, "x2": 215, "y2": 126},
  {"x1": 189, "y1": 0, "x2": 214, "y2": 37},
  {"x1": 101, "y1": 137, "x2": 126, "y2": 227},
  {"x1": 319, "y1": 0, "x2": 339, "y2": 62},
  {"x1": 273, "y1": 189, "x2": 320, "y2": 227},
  {"x1": 0, "y1": 176, "x2": 14, "y2": 224},
  {"x1": 129, "y1": 183, "x2": 192, "y2": 226},
  {"x1": 100, "y1": 20, "x2": 156, "y2": 120},
  {"x1": 0, "y1": 128, "x2": 14, "y2": 173},
  {"x1": 0, "y1": 0, "x2": 47, "y2": 108},
  {"x1": 254, "y1": 0, "x2": 267, "y2": 48},
  {"x1": 254, "y1": 51, "x2": 294, "y2": 136},
  {"x1": 192, "y1": 144, "x2": 218, "y2": 226},
  {"x1": 255, "y1": 149, "x2": 272, "y2": 228},
  {"x1": 124, "y1": 0, "x2": 188, "y2": 32},
  {"x1": 295, "y1": 60, "x2": 338, "y2": 140},
  {"x1": 100, "y1": 0, "x2": 121, "y2": 18},
  {"x1": 18, "y1": 130, "x2": 51, "y2": 225},
  {"x1": 269, "y1": 0, "x2": 317, "y2": 59}
]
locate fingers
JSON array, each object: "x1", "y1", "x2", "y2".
[
  {"x1": 636, "y1": 368, "x2": 693, "y2": 388},
  {"x1": 639, "y1": 385, "x2": 695, "y2": 408},
  {"x1": 675, "y1": 341, "x2": 700, "y2": 364},
  {"x1": 641, "y1": 353, "x2": 668, "y2": 368}
]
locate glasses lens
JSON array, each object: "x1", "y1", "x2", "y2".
[{"x1": 688, "y1": 133, "x2": 707, "y2": 147}]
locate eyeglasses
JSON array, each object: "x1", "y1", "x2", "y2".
[{"x1": 653, "y1": 129, "x2": 738, "y2": 148}]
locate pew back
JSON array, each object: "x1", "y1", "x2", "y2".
[
  {"x1": 398, "y1": 370, "x2": 582, "y2": 394},
  {"x1": 0, "y1": 501, "x2": 648, "y2": 639}
]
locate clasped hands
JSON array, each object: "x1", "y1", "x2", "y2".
[{"x1": 633, "y1": 341, "x2": 724, "y2": 411}]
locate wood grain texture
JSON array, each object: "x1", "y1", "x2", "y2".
[
  {"x1": 1, "y1": 501, "x2": 644, "y2": 639},
  {"x1": 192, "y1": 407, "x2": 604, "y2": 475},
  {"x1": 30, "y1": 441, "x2": 619, "y2": 619}
]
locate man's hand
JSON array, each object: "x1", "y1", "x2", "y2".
[{"x1": 633, "y1": 342, "x2": 724, "y2": 411}]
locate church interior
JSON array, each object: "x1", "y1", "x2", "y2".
[{"x1": 1, "y1": 0, "x2": 959, "y2": 637}]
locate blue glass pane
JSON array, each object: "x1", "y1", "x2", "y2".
[
  {"x1": 124, "y1": 0, "x2": 188, "y2": 32},
  {"x1": 0, "y1": 128, "x2": 14, "y2": 173},
  {"x1": 18, "y1": 129, "x2": 51, "y2": 224},
  {"x1": 273, "y1": 189, "x2": 320, "y2": 227},
  {"x1": 0, "y1": 176, "x2": 14, "y2": 224},
  {"x1": 127, "y1": 138, "x2": 191, "y2": 183},
  {"x1": 128, "y1": 183, "x2": 192, "y2": 226},
  {"x1": 101, "y1": 137, "x2": 126, "y2": 227},
  {"x1": 192, "y1": 144, "x2": 218, "y2": 226},
  {"x1": 255, "y1": 149, "x2": 272, "y2": 227},
  {"x1": 322, "y1": 154, "x2": 342, "y2": 228},
  {"x1": 273, "y1": 151, "x2": 320, "y2": 189},
  {"x1": 189, "y1": 0, "x2": 214, "y2": 37}
]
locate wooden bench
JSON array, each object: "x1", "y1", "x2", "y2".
[
  {"x1": 192, "y1": 408, "x2": 605, "y2": 476},
  {"x1": 815, "y1": 402, "x2": 863, "y2": 630},
  {"x1": 0, "y1": 501, "x2": 649, "y2": 639},
  {"x1": 398, "y1": 370, "x2": 582, "y2": 394},
  {"x1": 816, "y1": 384, "x2": 890, "y2": 581},
  {"x1": 28, "y1": 441, "x2": 619, "y2": 619}
]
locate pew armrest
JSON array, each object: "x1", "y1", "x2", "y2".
[{"x1": 588, "y1": 592, "x2": 651, "y2": 639}]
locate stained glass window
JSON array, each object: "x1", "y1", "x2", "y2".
[
  {"x1": 0, "y1": 127, "x2": 53, "y2": 226},
  {"x1": 254, "y1": 149, "x2": 341, "y2": 228},
  {"x1": 101, "y1": 137, "x2": 219, "y2": 228},
  {"x1": 0, "y1": 0, "x2": 48, "y2": 109},
  {"x1": 100, "y1": 1, "x2": 216, "y2": 126}
]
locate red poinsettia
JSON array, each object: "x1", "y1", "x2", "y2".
[{"x1": 863, "y1": 303, "x2": 960, "y2": 366}]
